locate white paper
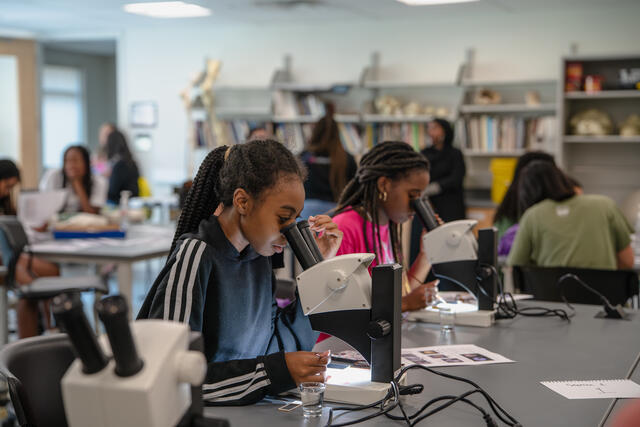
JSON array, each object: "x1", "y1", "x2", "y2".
[
  {"x1": 17, "y1": 190, "x2": 67, "y2": 227},
  {"x1": 401, "y1": 344, "x2": 514, "y2": 367},
  {"x1": 541, "y1": 379, "x2": 640, "y2": 399}
]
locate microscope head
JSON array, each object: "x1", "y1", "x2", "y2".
[{"x1": 281, "y1": 221, "x2": 375, "y2": 315}]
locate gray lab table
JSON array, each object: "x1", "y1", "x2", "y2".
[
  {"x1": 30, "y1": 224, "x2": 173, "y2": 307},
  {"x1": 206, "y1": 302, "x2": 640, "y2": 427}
]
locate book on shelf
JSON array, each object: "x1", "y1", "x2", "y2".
[
  {"x1": 464, "y1": 115, "x2": 556, "y2": 154},
  {"x1": 363, "y1": 123, "x2": 430, "y2": 151},
  {"x1": 273, "y1": 90, "x2": 325, "y2": 118}
]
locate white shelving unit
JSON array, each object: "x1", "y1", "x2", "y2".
[
  {"x1": 565, "y1": 90, "x2": 640, "y2": 100},
  {"x1": 563, "y1": 135, "x2": 640, "y2": 144},
  {"x1": 459, "y1": 103, "x2": 556, "y2": 114},
  {"x1": 458, "y1": 75, "x2": 559, "y2": 192},
  {"x1": 558, "y1": 54, "x2": 640, "y2": 205}
]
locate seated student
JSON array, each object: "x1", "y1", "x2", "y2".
[
  {"x1": 105, "y1": 130, "x2": 140, "y2": 204},
  {"x1": 493, "y1": 151, "x2": 556, "y2": 240},
  {"x1": 137, "y1": 140, "x2": 342, "y2": 405},
  {"x1": 40, "y1": 145, "x2": 108, "y2": 214},
  {"x1": 498, "y1": 172, "x2": 584, "y2": 256},
  {"x1": 299, "y1": 103, "x2": 357, "y2": 218},
  {"x1": 0, "y1": 159, "x2": 60, "y2": 338},
  {"x1": 507, "y1": 161, "x2": 634, "y2": 270},
  {"x1": 331, "y1": 141, "x2": 438, "y2": 312}
]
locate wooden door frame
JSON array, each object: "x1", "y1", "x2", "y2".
[{"x1": 0, "y1": 38, "x2": 40, "y2": 189}]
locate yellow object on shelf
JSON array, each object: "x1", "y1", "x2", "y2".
[
  {"x1": 490, "y1": 158, "x2": 518, "y2": 204},
  {"x1": 138, "y1": 176, "x2": 152, "y2": 197}
]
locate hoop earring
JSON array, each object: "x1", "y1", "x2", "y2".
[{"x1": 378, "y1": 191, "x2": 388, "y2": 202}]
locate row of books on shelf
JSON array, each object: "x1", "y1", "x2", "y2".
[
  {"x1": 211, "y1": 119, "x2": 431, "y2": 156},
  {"x1": 272, "y1": 91, "x2": 326, "y2": 118},
  {"x1": 463, "y1": 115, "x2": 556, "y2": 153},
  {"x1": 363, "y1": 123, "x2": 430, "y2": 152}
]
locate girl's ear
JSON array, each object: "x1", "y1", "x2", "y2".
[
  {"x1": 376, "y1": 176, "x2": 391, "y2": 195},
  {"x1": 233, "y1": 188, "x2": 252, "y2": 215}
]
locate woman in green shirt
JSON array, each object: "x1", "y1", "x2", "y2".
[{"x1": 507, "y1": 161, "x2": 634, "y2": 270}]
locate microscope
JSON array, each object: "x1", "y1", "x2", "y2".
[
  {"x1": 407, "y1": 198, "x2": 498, "y2": 327},
  {"x1": 282, "y1": 220, "x2": 404, "y2": 406},
  {"x1": 52, "y1": 293, "x2": 230, "y2": 427}
]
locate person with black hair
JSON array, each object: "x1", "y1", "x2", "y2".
[
  {"x1": 299, "y1": 103, "x2": 357, "y2": 218},
  {"x1": 0, "y1": 159, "x2": 20, "y2": 215},
  {"x1": 105, "y1": 130, "x2": 140, "y2": 204},
  {"x1": 40, "y1": 145, "x2": 107, "y2": 214},
  {"x1": 507, "y1": 161, "x2": 634, "y2": 270},
  {"x1": 492, "y1": 151, "x2": 556, "y2": 239},
  {"x1": 409, "y1": 119, "x2": 466, "y2": 264},
  {"x1": 137, "y1": 139, "x2": 343, "y2": 405},
  {"x1": 0, "y1": 159, "x2": 60, "y2": 338},
  {"x1": 332, "y1": 141, "x2": 438, "y2": 312}
]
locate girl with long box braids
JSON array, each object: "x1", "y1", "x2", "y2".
[
  {"x1": 138, "y1": 140, "x2": 343, "y2": 405},
  {"x1": 332, "y1": 141, "x2": 438, "y2": 312}
]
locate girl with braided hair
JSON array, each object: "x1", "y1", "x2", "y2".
[
  {"x1": 138, "y1": 140, "x2": 343, "y2": 405},
  {"x1": 332, "y1": 141, "x2": 438, "y2": 312}
]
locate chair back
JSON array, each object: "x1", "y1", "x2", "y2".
[
  {"x1": 0, "y1": 217, "x2": 29, "y2": 289},
  {"x1": 0, "y1": 333, "x2": 74, "y2": 427},
  {"x1": 512, "y1": 266, "x2": 639, "y2": 306}
]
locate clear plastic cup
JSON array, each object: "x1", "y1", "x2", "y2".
[
  {"x1": 439, "y1": 305, "x2": 455, "y2": 333},
  {"x1": 299, "y1": 382, "x2": 325, "y2": 418}
]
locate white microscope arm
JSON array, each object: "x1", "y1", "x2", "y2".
[
  {"x1": 422, "y1": 219, "x2": 479, "y2": 265},
  {"x1": 295, "y1": 253, "x2": 375, "y2": 316}
]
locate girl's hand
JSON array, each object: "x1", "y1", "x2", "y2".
[
  {"x1": 308, "y1": 215, "x2": 343, "y2": 259},
  {"x1": 284, "y1": 350, "x2": 331, "y2": 385},
  {"x1": 401, "y1": 283, "x2": 430, "y2": 312}
]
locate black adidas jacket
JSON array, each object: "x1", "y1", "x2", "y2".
[{"x1": 137, "y1": 215, "x2": 318, "y2": 405}]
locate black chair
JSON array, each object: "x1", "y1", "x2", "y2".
[
  {"x1": 0, "y1": 333, "x2": 75, "y2": 427},
  {"x1": 0, "y1": 216, "x2": 107, "y2": 300},
  {"x1": 512, "y1": 265, "x2": 639, "y2": 306}
]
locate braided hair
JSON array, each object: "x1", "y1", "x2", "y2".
[
  {"x1": 334, "y1": 141, "x2": 429, "y2": 265},
  {"x1": 170, "y1": 139, "x2": 306, "y2": 254}
]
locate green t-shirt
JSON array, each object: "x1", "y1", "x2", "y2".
[{"x1": 507, "y1": 195, "x2": 633, "y2": 270}]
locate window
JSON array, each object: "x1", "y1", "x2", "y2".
[{"x1": 41, "y1": 65, "x2": 85, "y2": 169}]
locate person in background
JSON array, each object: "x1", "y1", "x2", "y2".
[
  {"x1": 565, "y1": 175, "x2": 584, "y2": 195},
  {"x1": 332, "y1": 141, "x2": 439, "y2": 312},
  {"x1": 40, "y1": 145, "x2": 108, "y2": 214},
  {"x1": 300, "y1": 103, "x2": 357, "y2": 218},
  {"x1": 409, "y1": 119, "x2": 465, "y2": 264},
  {"x1": 507, "y1": 160, "x2": 634, "y2": 270},
  {"x1": 0, "y1": 160, "x2": 20, "y2": 216},
  {"x1": 138, "y1": 140, "x2": 342, "y2": 405},
  {"x1": 492, "y1": 151, "x2": 556, "y2": 239},
  {"x1": 497, "y1": 170, "x2": 582, "y2": 257},
  {"x1": 93, "y1": 122, "x2": 117, "y2": 176},
  {"x1": 105, "y1": 130, "x2": 140, "y2": 204},
  {"x1": 0, "y1": 159, "x2": 60, "y2": 338}
]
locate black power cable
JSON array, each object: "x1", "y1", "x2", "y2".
[{"x1": 325, "y1": 364, "x2": 522, "y2": 427}]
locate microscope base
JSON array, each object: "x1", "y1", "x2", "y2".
[{"x1": 407, "y1": 308, "x2": 496, "y2": 327}]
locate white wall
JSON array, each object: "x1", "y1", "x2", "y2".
[
  {"x1": 0, "y1": 55, "x2": 20, "y2": 162},
  {"x1": 117, "y1": 5, "x2": 640, "y2": 194}
]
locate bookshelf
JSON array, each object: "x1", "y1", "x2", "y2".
[
  {"x1": 558, "y1": 54, "x2": 640, "y2": 205},
  {"x1": 457, "y1": 78, "x2": 559, "y2": 192}
]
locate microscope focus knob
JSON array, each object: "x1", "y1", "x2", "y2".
[
  {"x1": 175, "y1": 350, "x2": 207, "y2": 386},
  {"x1": 367, "y1": 319, "x2": 391, "y2": 340}
]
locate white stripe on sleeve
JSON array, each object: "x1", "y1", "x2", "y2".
[
  {"x1": 204, "y1": 378, "x2": 271, "y2": 403},
  {"x1": 163, "y1": 239, "x2": 190, "y2": 320},
  {"x1": 179, "y1": 241, "x2": 207, "y2": 323},
  {"x1": 202, "y1": 363, "x2": 265, "y2": 391}
]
